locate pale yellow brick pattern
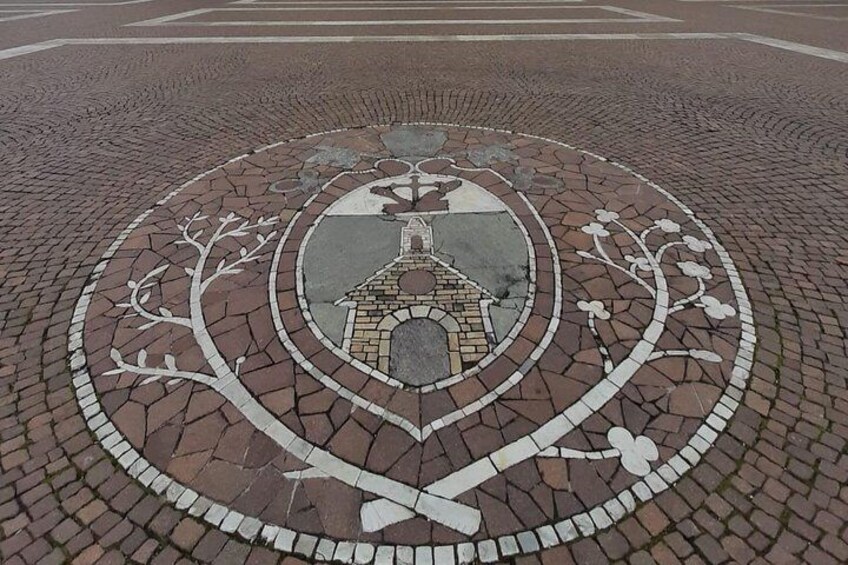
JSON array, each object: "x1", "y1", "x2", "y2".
[{"x1": 345, "y1": 256, "x2": 492, "y2": 377}]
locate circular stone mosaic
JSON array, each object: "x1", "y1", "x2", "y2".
[{"x1": 69, "y1": 124, "x2": 755, "y2": 564}]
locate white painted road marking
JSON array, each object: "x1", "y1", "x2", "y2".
[
  {"x1": 730, "y1": 3, "x2": 848, "y2": 21},
  {"x1": 127, "y1": 6, "x2": 680, "y2": 26},
  {"x1": 1, "y1": 33, "x2": 846, "y2": 64},
  {"x1": 733, "y1": 32, "x2": 848, "y2": 61},
  {"x1": 217, "y1": 4, "x2": 589, "y2": 9},
  {"x1": 0, "y1": 8, "x2": 74, "y2": 22},
  {"x1": 0, "y1": 0, "x2": 154, "y2": 5},
  {"x1": 233, "y1": 0, "x2": 586, "y2": 4}
]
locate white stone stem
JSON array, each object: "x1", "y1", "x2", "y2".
[
  {"x1": 185, "y1": 220, "x2": 482, "y2": 535},
  {"x1": 538, "y1": 446, "x2": 620, "y2": 460},
  {"x1": 587, "y1": 313, "x2": 613, "y2": 374},
  {"x1": 360, "y1": 218, "x2": 672, "y2": 530},
  {"x1": 582, "y1": 232, "x2": 656, "y2": 297},
  {"x1": 670, "y1": 276, "x2": 705, "y2": 313},
  {"x1": 111, "y1": 359, "x2": 217, "y2": 387},
  {"x1": 654, "y1": 240, "x2": 684, "y2": 264},
  {"x1": 127, "y1": 265, "x2": 192, "y2": 329}
]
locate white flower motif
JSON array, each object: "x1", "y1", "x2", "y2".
[
  {"x1": 700, "y1": 295, "x2": 736, "y2": 320},
  {"x1": 595, "y1": 209, "x2": 620, "y2": 223},
  {"x1": 607, "y1": 427, "x2": 659, "y2": 477},
  {"x1": 577, "y1": 300, "x2": 610, "y2": 320},
  {"x1": 582, "y1": 222, "x2": 610, "y2": 237},
  {"x1": 654, "y1": 218, "x2": 681, "y2": 233},
  {"x1": 677, "y1": 261, "x2": 712, "y2": 280},
  {"x1": 682, "y1": 235, "x2": 711, "y2": 253},
  {"x1": 625, "y1": 254, "x2": 651, "y2": 272}
]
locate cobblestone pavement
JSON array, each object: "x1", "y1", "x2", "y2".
[{"x1": 1, "y1": 1, "x2": 847, "y2": 564}]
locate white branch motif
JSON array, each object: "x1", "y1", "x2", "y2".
[
  {"x1": 107, "y1": 212, "x2": 483, "y2": 535},
  {"x1": 109, "y1": 212, "x2": 278, "y2": 388},
  {"x1": 577, "y1": 210, "x2": 730, "y2": 373},
  {"x1": 349, "y1": 209, "x2": 739, "y2": 532},
  {"x1": 175, "y1": 212, "x2": 208, "y2": 254},
  {"x1": 117, "y1": 265, "x2": 191, "y2": 330},
  {"x1": 671, "y1": 273, "x2": 706, "y2": 313},
  {"x1": 105, "y1": 200, "x2": 738, "y2": 536},
  {"x1": 104, "y1": 349, "x2": 217, "y2": 387},
  {"x1": 577, "y1": 225, "x2": 656, "y2": 299},
  {"x1": 557, "y1": 211, "x2": 728, "y2": 472},
  {"x1": 198, "y1": 214, "x2": 278, "y2": 293},
  {"x1": 538, "y1": 427, "x2": 660, "y2": 477},
  {"x1": 578, "y1": 300, "x2": 613, "y2": 374}
]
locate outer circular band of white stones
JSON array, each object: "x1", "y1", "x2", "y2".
[{"x1": 68, "y1": 124, "x2": 756, "y2": 565}]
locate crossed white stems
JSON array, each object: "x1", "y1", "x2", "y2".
[
  {"x1": 109, "y1": 212, "x2": 483, "y2": 534},
  {"x1": 110, "y1": 210, "x2": 728, "y2": 535},
  {"x1": 355, "y1": 213, "x2": 728, "y2": 532}
]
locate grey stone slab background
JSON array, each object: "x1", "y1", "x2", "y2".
[
  {"x1": 389, "y1": 318, "x2": 451, "y2": 387},
  {"x1": 301, "y1": 212, "x2": 530, "y2": 347}
]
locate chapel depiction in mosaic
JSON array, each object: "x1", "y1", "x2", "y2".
[{"x1": 340, "y1": 216, "x2": 496, "y2": 383}]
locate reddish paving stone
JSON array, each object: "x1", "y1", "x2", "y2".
[
  {"x1": 637, "y1": 503, "x2": 671, "y2": 538},
  {"x1": 1, "y1": 2, "x2": 846, "y2": 563},
  {"x1": 71, "y1": 544, "x2": 104, "y2": 565},
  {"x1": 191, "y1": 530, "x2": 229, "y2": 562},
  {"x1": 170, "y1": 519, "x2": 206, "y2": 552}
]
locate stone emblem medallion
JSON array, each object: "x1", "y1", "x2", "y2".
[
  {"x1": 69, "y1": 124, "x2": 755, "y2": 563},
  {"x1": 274, "y1": 156, "x2": 561, "y2": 441}
]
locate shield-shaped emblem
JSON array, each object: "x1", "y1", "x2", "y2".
[{"x1": 272, "y1": 157, "x2": 562, "y2": 441}]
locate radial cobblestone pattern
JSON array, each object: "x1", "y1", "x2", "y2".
[
  {"x1": 2, "y1": 13, "x2": 848, "y2": 562},
  {"x1": 69, "y1": 125, "x2": 753, "y2": 563}
]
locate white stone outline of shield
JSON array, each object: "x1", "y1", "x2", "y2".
[
  {"x1": 294, "y1": 160, "x2": 539, "y2": 395},
  {"x1": 272, "y1": 157, "x2": 560, "y2": 441}
]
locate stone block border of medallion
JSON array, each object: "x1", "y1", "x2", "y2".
[{"x1": 68, "y1": 123, "x2": 756, "y2": 564}]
